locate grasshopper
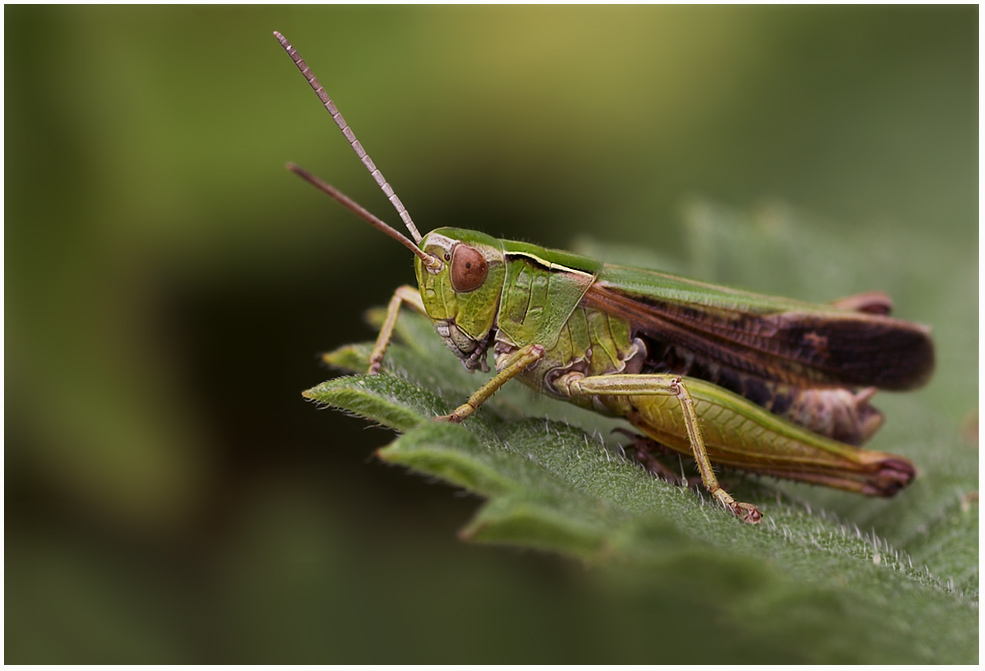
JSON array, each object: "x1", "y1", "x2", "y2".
[{"x1": 275, "y1": 32, "x2": 934, "y2": 523}]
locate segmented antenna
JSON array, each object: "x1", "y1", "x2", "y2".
[
  {"x1": 273, "y1": 31, "x2": 422, "y2": 243},
  {"x1": 286, "y1": 162, "x2": 441, "y2": 271}
]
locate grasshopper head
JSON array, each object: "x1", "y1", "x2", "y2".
[{"x1": 415, "y1": 228, "x2": 505, "y2": 371}]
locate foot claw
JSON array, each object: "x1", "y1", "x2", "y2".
[{"x1": 732, "y1": 502, "x2": 762, "y2": 524}]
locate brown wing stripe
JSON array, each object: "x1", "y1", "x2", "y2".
[{"x1": 583, "y1": 283, "x2": 934, "y2": 390}]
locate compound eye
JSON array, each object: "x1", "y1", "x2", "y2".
[{"x1": 450, "y1": 245, "x2": 488, "y2": 293}]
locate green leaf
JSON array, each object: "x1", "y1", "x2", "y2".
[{"x1": 305, "y1": 201, "x2": 977, "y2": 663}]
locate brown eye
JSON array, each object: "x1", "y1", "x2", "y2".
[{"x1": 450, "y1": 245, "x2": 488, "y2": 293}]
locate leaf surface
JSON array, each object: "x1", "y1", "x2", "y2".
[{"x1": 305, "y1": 202, "x2": 978, "y2": 663}]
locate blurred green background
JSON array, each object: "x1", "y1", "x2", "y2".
[{"x1": 6, "y1": 5, "x2": 977, "y2": 663}]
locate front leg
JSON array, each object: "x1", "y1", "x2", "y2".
[
  {"x1": 368, "y1": 285, "x2": 427, "y2": 374},
  {"x1": 558, "y1": 373, "x2": 762, "y2": 524}
]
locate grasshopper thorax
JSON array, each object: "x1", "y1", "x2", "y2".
[{"x1": 415, "y1": 228, "x2": 506, "y2": 372}]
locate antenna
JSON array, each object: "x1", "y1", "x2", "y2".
[
  {"x1": 286, "y1": 163, "x2": 441, "y2": 271},
  {"x1": 273, "y1": 31, "x2": 423, "y2": 243}
]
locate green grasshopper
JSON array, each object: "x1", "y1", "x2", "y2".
[{"x1": 275, "y1": 32, "x2": 934, "y2": 523}]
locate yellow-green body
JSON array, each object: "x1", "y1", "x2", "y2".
[{"x1": 412, "y1": 227, "x2": 923, "y2": 502}]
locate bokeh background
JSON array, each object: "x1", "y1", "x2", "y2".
[{"x1": 6, "y1": 5, "x2": 977, "y2": 663}]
